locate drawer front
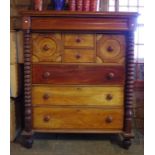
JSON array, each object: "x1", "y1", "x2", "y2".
[
  {"x1": 64, "y1": 34, "x2": 94, "y2": 48},
  {"x1": 63, "y1": 49, "x2": 95, "y2": 63},
  {"x1": 32, "y1": 86, "x2": 124, "y2": 106},
  {"x1": 32, "y1": 64, "x2": 125, "y2": 85},
  {"x1": 32, "y1": 33, "x2": 63, "y2": 63},
  {"x1": 33, "y1": 107, "x2": 124, "y2": 130},
  {"x1": 96, "y1": 35, "x2": 125, "y2": 64}
]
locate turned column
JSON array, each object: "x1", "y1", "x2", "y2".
[
  {"x1": 22, "y1": 16, "x2": 33, "y2": 148},
  {"x1": 123, "y1": 31, "x2": 135, "y2": 149}
]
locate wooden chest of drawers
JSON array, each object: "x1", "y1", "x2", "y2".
[{"x1": 21, "y1": 11, "x2": 138, "y2": 149}]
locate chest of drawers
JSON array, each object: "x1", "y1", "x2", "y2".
[{"x1": 21, "y1": 11, "x2": 138, "y2": 149}]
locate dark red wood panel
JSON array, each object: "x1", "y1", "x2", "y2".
[
  {"x1": 31, "y1": 17, "x2": 128, "y2": 31},
  {"x1": 32, "y1": 64, "x2": 125, "y2": 85}
]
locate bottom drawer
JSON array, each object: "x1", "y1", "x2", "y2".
[{"x1": 33, "y1": 107, "x2": 124, "y2": 130}]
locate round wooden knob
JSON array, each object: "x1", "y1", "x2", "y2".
[
  {"x1": 107, "y1": 72, "x2": 115, "y2": 80},
  {"x1": 105, "y1": 116, "x2": 113, "y2": 123},
  {"x1": 43, "y1": 72, "x2": 51, "y2": 78},
  {"x1": 106, "y1": 94, "x2": 113, "y2": 100},
  {"x1": 75, "y1": 54, "x2": 81, "y2": 59},
  {"x1": 43, "y1": 115, "x2": 50, "y2": 122},
  {"x1": 76, "y1": 38, "x2": 81, "y2": 43},
  {"x1": 107, "y1": 46, "x2": 114, "y2": 52},
  {"x1": 43, "y1": 93, "x2": 49, "y2": 100},
  {"x1": 43, "y1": 44, "x2": 50, "y2": 51},
  {"x1": 77, "y1": 87, "x2": 82, "y2": 91}
]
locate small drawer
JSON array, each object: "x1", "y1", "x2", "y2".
[
  {"x1": 32, "y1": 86, "x2": 124, "y2": 106},
  {"x1": 33, "y1": 107, "x2": 124, "y2": 130},
  {"x1": 32, "y1": 64, "x2": 125, "y2": 85},
  {"x1": 63, "y1": 49, "x2": 95, "y2": 63},
  {"x1": 32, "y1": 33, "x2": 63, "y2": 63},
  {"x1": 63, "y1": 34, "x2": 95, "y2": 48},
  {"x1": 96, "y1": 35, "x2": 125, "y2": 64}
]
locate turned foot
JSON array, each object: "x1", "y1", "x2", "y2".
[
  {"x1": 122, "y1": 138, "x2": 132, "y2": 149},
  {"x1": 21, "y1": 131, "x2": 34, "y2": 149},
  {"x1": 23, "y1": 136, "x2": 33, "y2": 149}
]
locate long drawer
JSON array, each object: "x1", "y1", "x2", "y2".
[
  {"x1": 32, "y1": 64, "x2": 125, "y2": 85},
  {"x1": 32, "y1": 86, "x2": 124, "y2": 106},
  {"x1": 33, "y1": 107, "x2": 124, "y2": 130}
]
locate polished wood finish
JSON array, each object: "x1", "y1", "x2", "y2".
[
  {"x1": 63, "y1": 49, "x2": 95, "y2": 63},
  {"x1": 22, "y1": 28, "x2": 33, "y2": 148},
  {"x1": 22, "y1": 16, "x2": 31, "y2": 30},
  {"x1": 20, "y1": 11, "x2": 138, "y2": 31},
  {"x1": 32, "y1": 64, "x2": 125, "y2": 85},
  {"x1": 121, "y1": 32, "x2": 135, "y2": 149},
  {"x1": 124, "y1": 32, "x2": 134, "y2": 134},
  {"x1": 31, "y1": 32, "x2": 126, "y2": 64},
  {"x1": 33, "y1": 107, "x2": 124, "y2": 130},
  {"x1": 33, "y1": 129, "x2": 123, "y2": 133},
  {"x1": 21, "y1": 11, "x2": 138, "y2": 149},
  {"x1": 24, "y1": 29, "x2": 32, "y2": 133},
  {"x1": 96, "y1": 35, "x2": 125, "y2": 64},
  {"x1": 32, "y1": 86, "x2": 124, "y2": 106},
  {"x1": 63, "y1": 34, "x2": 95, "y2": 48},
  {"x1": 21, "y1": 11, "x2": 138, "y2": 17},
  {"x1": 32, "y1": 33, "x2": 63, "y2": 63},
  {"x1": 31, "y1": 18, "x2": 129, "y2": 31}
]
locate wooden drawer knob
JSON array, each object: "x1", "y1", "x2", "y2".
[
  {"x1": 43, "y1": 115, "x2": 51, "y2": 122},
  {"x1": 106, "y1": 94, "x2": 113, "y2": 100},
  {"x1": 75, "y1": 54, "x2": 81, "y2": 59},
  {"x1": 77, "y1": 87, "x2": 82, "y2": 91},
  {"x1": 43, "y1": 44, "x2": 50, "y2": 51},
  {"x1": 107, "y1": 72, "x2": 115, "y2": 80},
  {"x1": 43, "y1": 72, "x2": 51, "y2": 78},
  {"x1": 107, "y1": 46, "x2": 114, "y2": 52},
  {"x1": 43, "y1": 93, "x2": 50, "y2": 100},
  {"x1": 76, "y1": 38, "x2": 81, "y2": 43},
  {"x1": 105, "y1": 116, "x2": 113, "y2": 123}
]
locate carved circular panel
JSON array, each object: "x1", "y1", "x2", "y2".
[
  {"x1": 97, "y1": 35, "x2": 125, "y2": 64},
  {"x1": 32, "y1": 34, "x2": 63, "y2": 62}
]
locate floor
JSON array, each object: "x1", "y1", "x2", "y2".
[{"x1": 11, "y1": 130, "x2": 143, "y2": 155}]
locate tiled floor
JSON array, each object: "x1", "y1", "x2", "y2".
[{"x1": 11, "y1": 130, "x2": 143, "y2": 155}]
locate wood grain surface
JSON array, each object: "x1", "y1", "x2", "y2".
[
  {"x1": 32, "y1": 33, "x2": 63, "y2": 63},
  {"x1": 96, "y1": 34, "x2": 125, "y2": 64},
  {"x1": 32, "y1": 85, "x2": 124, "y2": 106},
  {"x1": 32, "y1": 64, "x2": 125, "y2": 85},
  {"x1": 63, "y1": 34, "x2": 95, "y2": 48},
  {"x1": 31, "y1": 17, "x2": 129, "y2": 31},
  {"x1": 33, "y1": 107, "x2": 124, "y2": 130},
  {"x1": 63, "y1": 49, "x2": 95, "y2": 63}
]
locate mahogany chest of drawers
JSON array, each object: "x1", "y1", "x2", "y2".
[{"x1": 21, "y1": 11, "x2": 138, "y2": 149}]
